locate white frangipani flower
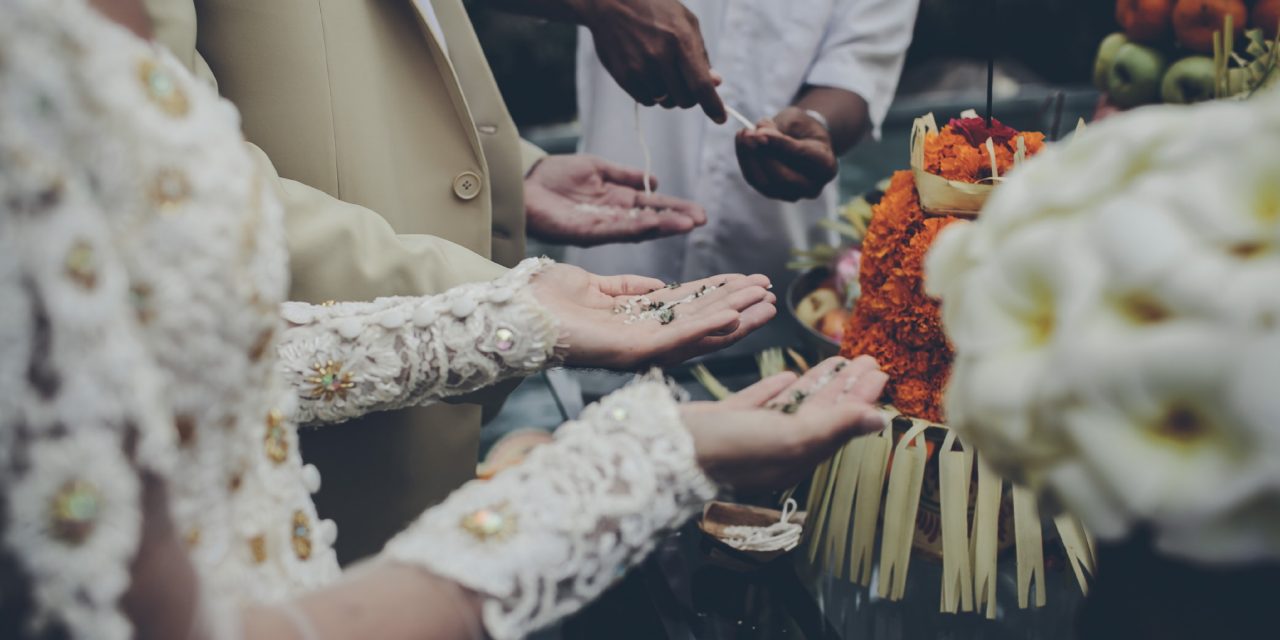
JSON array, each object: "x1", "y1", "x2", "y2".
[{"x1": 931, "y1": 88, "x2": 1280, "y2": 564}]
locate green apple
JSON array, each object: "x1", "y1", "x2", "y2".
[
  {"x1": 1093, "y1": 32, "x2": 1131, "y2": 92},
  {"x1": 1107, "y1": 42, "x2": 1168, "y2": 108},
  {"x1": 1161, "y1": 56, "x2": 1217, "y2": 104}
]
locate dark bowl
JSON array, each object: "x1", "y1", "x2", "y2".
[{"x1": 784, "y1": 266, "x2": 842, "y2": 360}]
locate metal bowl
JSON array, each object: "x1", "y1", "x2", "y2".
[{"x1": 784, "y1": 266, "x2": 841, "y2": 360}]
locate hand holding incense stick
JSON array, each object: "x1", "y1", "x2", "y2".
[{"x1": 726, "y1": 105, "x2": 758, "y2": 130}]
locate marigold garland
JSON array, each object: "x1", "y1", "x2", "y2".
[
  {"x1": 842, "y1": 171, "x2": 958, "y2": 422},
  {"x1": 842, "y1": 120, "x2": 1045, "y2": 422},
  {"x1": 922, "y1": 123, "x2": 1045, "y2": 183}
]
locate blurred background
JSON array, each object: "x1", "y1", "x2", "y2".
[
  {"x1": 465, "y1": 0, "x2": 1117, "y2": 128},
  {"x1": 471, "y1": 0, "x2": 1121, "y2": 454},
  {"x1": 463, "y1": 0, "x2": 1118, "y2": 245}
]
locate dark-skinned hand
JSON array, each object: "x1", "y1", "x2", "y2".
[
  {"x1": 735, "y1": 106, "x2": 838, "y2": 202},
  {"x1": 577, "y1": 0, "x2": 727, "y2": 122}
]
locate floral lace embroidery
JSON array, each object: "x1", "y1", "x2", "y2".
[
  {"x1": 381, "y1": 377, "x2": 719, "y2": 640},
  {"x1": 278, "y1": 258, "x2": 564, "y2": 427}
]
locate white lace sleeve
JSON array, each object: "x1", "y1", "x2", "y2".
[
  {"x1": 0, "y1": 7, "x2": 178, "y2": 637},
  {"x1": 276, "y1": 258, "x2": 563, "y2": 426},
  {"x1": 379, "y1": 376, "x2": 720, "y2": 640}
]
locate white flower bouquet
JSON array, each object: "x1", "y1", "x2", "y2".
[{"x1": 927, "y1": 88, "x2": 1280, "y2": 564}]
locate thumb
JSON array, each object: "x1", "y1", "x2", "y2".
[{"x1": 596, "y1": 273, "x2": 668, "y2": 296}]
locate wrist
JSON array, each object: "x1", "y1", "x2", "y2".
[{"x1": 801, "y1": 108, "x2": 830, "y2": 134}]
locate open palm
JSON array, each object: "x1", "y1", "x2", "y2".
[
  {"x1": 683, "y1": 356, "x2": 889, "y2": 492},
  {"x1": 531, "y1": 264, "x2": 775, "y2": 369},
  {"x1": 525, "y1": 155, "x2": 707, "y2": 247}
]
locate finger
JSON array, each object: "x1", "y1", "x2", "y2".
[
  {"x1": 807, "y1": 355, "x2": 880, "y2": 406},
  {"x1": 634, "y1": 192, "x2": 707, "y2": 226},
  {"x1": 548, "y1": 207, "x2": 657, "y2": 246},
  {"x1": 594, "y1": 203, "x2": 694, "y2": 244},
  {"x1": 736, "y1": 135, "x2": 781, "y2": 198},
  {"x1": 691, "y1": 285, "x2": 771, "y2": 318},
  {"x1": 765, "y1": 356, "x2": 849, "y2": 408},
  {"x1": 624, "y1": 67, "x2": 665, "y2": 107},
  {"x1": 800, "y1": 403, "x2": 889, "y2": 457},
  {"x1": 657, "y1": 62, "x2": 697, "y2": 109},
  {"x1": 650, "y1": 210, "x2": 699, "y2": 237},
  {"x1": 641, "y1": 308, "x2": 740, "y2": 362},
  {"x1": 646, "y1": 272, "x2": 743, "y2": 299},
  {"x1": 596, "y1": 273, "x2": 668, "y2": 296},
  {"x1": 760, "y1": 134, "x2": 837, "y2": 176},
  {"x1": 594, "y1": 158, "x2": 652, "y2": 191},
  {"x1": 677, "y1": 32, "x2": 725, "y2": 123},
  {"x1": 845, "y1": 369, "x2": 889, "y2": 405},
  {"x1": 721, "y1": 371, "x2": 800, "y2": 410},
  {"x1": 691, "y1": 300, "x2": 777, "y2": 351},
  {"x1": 654, "y1": 273, "x2": 770, "y2": 308},
  {"x1": 755, "y1": 156, "x2": 821, "y2": 202}
]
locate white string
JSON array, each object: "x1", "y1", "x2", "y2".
[
  {"x1": 719, "y1": 498, "x2": 803, "y2": 552},
  {"x1": 634, "y1": 102, "x2": 653, "y2": 199}
]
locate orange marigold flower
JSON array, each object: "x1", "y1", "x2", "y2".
[{"x1": 843, "y1": 121, "x2": 1045, "y2": 423}]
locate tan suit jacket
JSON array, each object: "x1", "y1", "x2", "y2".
[{"x1": 144, "y1": 0, "x2": 544, "y2": 563}]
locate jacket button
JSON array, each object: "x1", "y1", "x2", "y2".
[{"x1": 453, "y1": 171, "x2": 482, "y2": 200}]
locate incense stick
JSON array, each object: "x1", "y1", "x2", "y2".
[
  {"x1": 985, "y1": 56, "x2": 995, "y2": 127},
  {"x1": 726, "y1": 105, "x2": 757, "y2": 130}
]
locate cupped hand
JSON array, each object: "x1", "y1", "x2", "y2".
[
  {"x1": 682, "y1": 356, "x2": 888, "y2": 493},
  {"x1": 531, "y1": 264, "x2": 776, "y2": 369},
  {"x1": 577, "y1": 0, "x2": 726, "y2": 122},
  {"x1": 735, "y1": 107, "x2": 838, "y2": 202},
  {"x1": 525, "y1": 154, "x2": 707, "y2": 247}
]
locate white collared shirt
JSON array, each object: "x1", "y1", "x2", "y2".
[
  {"x1": 566, "y1": 0, "x2": 918, "y2": 292},
  {"x1": 412, "y1": 0, "x2": 448, "y2": 54}
]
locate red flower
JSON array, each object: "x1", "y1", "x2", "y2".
[{"x1": 949, "y1": 116, "x2": 1020, "y2": 147}]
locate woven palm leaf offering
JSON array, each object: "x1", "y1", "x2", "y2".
[{"x1": 801, "y1": 110, "x2": 1098, "y2": 618}]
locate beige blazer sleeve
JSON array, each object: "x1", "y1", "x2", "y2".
[
  {"x1": 144, "y1": 0, "x2": 508, "y2": 304},
  {"x1": 246, "y1": 144, "x2": 507, "y2": 303}
]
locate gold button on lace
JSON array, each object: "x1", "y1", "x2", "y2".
[
  {"x1": 494, "y1": 327, "x2": 516, "y2": 352},
  {"x1": 291, "y1": 511, "x2": 313, "y2": 560},
  {"x1": 249, "y1": 535, "x2": 268, "y2": 564},
  {"x1": 64, "y1": 240, "x2": 96, "y2": 289},
  {"x1": 306, "y1": 360, "x2": 355, "y2": 402},
  {"x1": 461, "y1": 503, "x2": 516, "y2": 542},
  {"x1": 49, "y1": 480, "x2": 100, "y2": 545},
  {"x1": 137, "y1": 58, "x2": 189, "y2": 117},
  {"x1": 264, "y1": 409, "x2": 288, "y2": 464},
  {"x1": 150, "y1": 168, "x2": 191, "y2": 212}
]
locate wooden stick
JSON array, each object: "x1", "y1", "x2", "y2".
[{"x1": 986, "y1": 56, "x2": 995, "y2": 127}]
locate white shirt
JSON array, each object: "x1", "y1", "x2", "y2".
[
  {"x1": 566, "y1": 0, "x2": 918, "y2": 292},
  {"x1": 413, "y1": 0, "x2": 448, "y2": 54}
]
